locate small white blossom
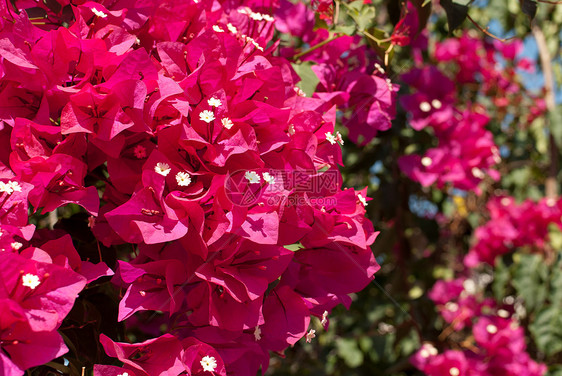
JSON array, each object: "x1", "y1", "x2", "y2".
[
  {"x1": 321, "y1": 310, "x2": 328, "y2": 326},
  {"x1": 374, "y1": 63, "x2": 385, "y2": 74},
  {"x1": 288, "y1": 124, "x2": 296, "y2": 135},
  {"x1": 22, "y1": 273, "x2": 40, "y2": 289},
  {"x1": 305, "y1": 329, "x2": 316, "y2": 343},
  {"x1": 419, "y1": 101, "x2": 432, "y2": 112},
  {"x1": 325, "y1": 132, "x2": 337, "y2": 145},
  {"x1": 486, "y1": 324, "x2": 498, "y2": 334},
  {"x1": 91, "y1": 7, "x2": 108, "y2": 18},
  {"x1": 200, "y1": 355, "x2": 217, "y2": 372},
  {"x1": 154, "y1": 162, "x2": 171, "y2": 176},
  {"x1": 221, "y1": 117, "x2": 234, "y2": 129},
  {"x1": 245, "y1": 171, "x2": 261, "y2": 184},
  {"x1": 207, "y1": 97, "x2": 222, "y2": 107},
  {"x1": 335, "y1": 131, "x2": 344, "y2": 145},
  {"x1": 212, "y1": 25, "x2": 224, "y2": 33},
  {"x1": 8, "y1": 181, "x2": 21, "y2": 193},
  {"x1": 445, "y1": 302, "x2": 459, "y2": 312},
  {"x1": 463, "y1": 279, "x2": 476, "y2": 294},
  {"x1": 254, "y1": 325, "x2": 262, "y2": 341},
  {"x1": 497, "y1": 309, "x2": 510, "y2": 318},
  {"x1": 250, "y1": 12, "x2": 263, "y2": 21},
  {"x1": 431, "y1": 99, "x2": 442, "y2": 109},
  {"x1": 133, "y1": 145, "x2": 147, "y2": 159},
  {"x1": 449, "y1": 367, "x2": 460, "y2": 376},
  {"x1": 0, "y1": 181, "x2": 14, "y2": 195},
  {"x1": 175, "y1": 171, "x2": 192, "y2": 187},
  {"x1": 294, "y1": 87, "x2": 306, "y2": 97},
  {"x1": 237, "y1": 7, "x2": 250, "y2": 14},
  {"x1": 421, "y1": 157, "x2": 432, "y2": 167},
  {"x1": 471, "y1": 167, "x2": 485, "y2": 179},
  {"x1": 11, "y1": 242, "x2": 22, "y2": 251},
  {"x1": 358, "y1": 193, "x2": 368, "y2": 207},
  {"x1": 199, "y1": 110, "x2": 215, "y2": 123},
  {"x1": 262, "y1": 172, "x2": 275, "y2": 184},
  {"x1": 117, "y1": 373, "x2": 130, "y2": 376},
  {"x1": 262, "y1": 14, "x2": 274, "y2": 22},
  {"x1": 227, "y1": 23, "x2": 238, "y2": 34}
]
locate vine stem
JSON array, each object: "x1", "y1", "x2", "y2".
[
  {"x1": 293, "y1": 34, "x2": 342, "y2": 60},
  {"x1": 531, "y1": 22, "x2": 559, "y2": 199},
  {"x1": 466, "y1": 14, "x2": 515, "y2": 42}
]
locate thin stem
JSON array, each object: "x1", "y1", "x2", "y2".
[
  {"x1": 293, "y1": 34, "x2": 341, "y2": 60},
  {"x1": 466, "y1": 14, "x2": 515, "y2": 42},
  {"x1": 360, "y1": 29, "x2": 391, "y2": 45}
]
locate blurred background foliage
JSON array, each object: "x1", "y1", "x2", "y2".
[{"x1": 267, "y1": 0, "x2": 562, "y2": 374}]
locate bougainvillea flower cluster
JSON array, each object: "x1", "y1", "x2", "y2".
[
  {"x1": 465, "y1": 196, "x2": 562, "y2": 266},
  {"x1": 0, "y1": 0, "x2": 383, "y2": 374},
  {"x1": 412, "y1": 276, "x2": 547, "y2": 376},
  {"x1": 398, "y1": 33, "x2": 546, "y2": 193}
]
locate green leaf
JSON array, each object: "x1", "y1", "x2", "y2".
[
  {"x1": 493, "y1": 257, "x2": 510, "y2": 301},
  {"x1": 346, "y1": 0, "x2": 376, "y2": 31},
  {"x1": 291, "y1": 61, "x2": 319, "y2": 97},
  {"x1": 519, "y1": 0, "x2": 538, "y2": 19},
  {"x1": 529, "y1": 306, "x2": 562, "y2": 357},
  {"x1": 336, "y1": 337, "x2": 365, "y2": 368},
  {"x1": 548, "y1": 253, "x2": 562, "y2": 307},
  {"x1": 440, "y1": 0, "x2": 469, "y2": 32},
  {"x1": 512, "y1": 254, "x2": 549, "y2": 312}
]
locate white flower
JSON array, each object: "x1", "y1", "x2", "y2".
[
  {"x1": 471, "y1": 167, "x2": 485, "y2": 179},
  {"x1": 11, "y1": 242, "x2": 22, "y2": 251},
  {"x1": 207, "y1": 97, "x2": 222, "y2": 107},
  {"x1": 254, "y1": 325, "x2": 262, "y2": 341},
  {"x1": 374, "y1": 63, "x2": 385, "y2": 74},
  {"x1": 449, "y1": 367, "x2": 460, "y2": 376},
  {"x1": 117, "y1": 373, "x2": 130, "y2": 376},
  {"x1": 133, "y1": 145, "x2": 147, "y2": 159},
  {"x1": 221, "y1": 117, "x2": 234, "y2": 129},
  {"x1": 321, "y1": 310, "x2": 328, "y2": 326},
  {"x1": 237, "y1": 7, "x2": 250, "y2": 14},
  {"x1": 8, "y1": 181, "x2": 21, "y2": 193},
  {"x1": 175, "y1": 171, "x2": 191, "y2": 186},
  {"x1": 305, "y1": 329, "x2": 316, "y2": 343},
  {"x1": 154, "y1": 162, "x2": 171, "y2": 176},
  {"x1": 294, "y1": 87, "x2": 306, "y2": 97},
  {"x1": 445, "y1": 302, "x2": 459, "y2": 312},
  {"x1": 486, "y1": 324, "x2": 498, "y2": 334},
  {"x1": 287, "y1": 124, "x2": 295, "y2": 135},
  {"x1": 227, "y1": 23, "x2": 238, "y2": 34},
  {"x1": 212, "y1": 25, "x2": 224, "y2": 33},
  {"x1": 419, "y1": 343, "x2": 439, "y2": 358},
  {"x1": 200, "y1": 355, "x2": 217, "y2": 372},
  {"x1": 0, "y1": 181, "x2": 13, "y2": 195},
  {"x1": 199, "y1": 110, "x2": 216, "y2": 123},
  {"x1": 250, "y1": 39, "x2": 264, "y2": 51},
  {"x1": 262, "y1": 14, "x2": 274, "y2": 22},
  {"x1": 335, "y1": 131, "x2": 344, "y2": 145},
  {"x1": 497, "y1": 309, "x2": 510, "y2": 318},
  {"x1": 358, "y1": 193, "x2": 368, "y2": 207},
  {"x1": 91, "y1": 7, "x2": 108, "y2": 18},
  {"x1": 419, "y1": 101, "x2": 432, "y2": 112},
  {"x1": 421, "y1": 157, "x2": 432, "y2": 167},
  {"x1": 325, "y1": 132, "x2": 337, "y2": 145},
  {"x1": 22, "y1": 273, "x2": 40, "y2": 289},
  {"x1": 245, "y1": 171, "x2": 260, "y2": 184},
  {"x1": 262, "y1": 172, "x2": 275, "y2": 185},
  {"x1": 250, "y1": 12, "x2": 263, "y2": 21},
  {"x1": 431, "y1": 99, "x2": 442, "y2": 109}
]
